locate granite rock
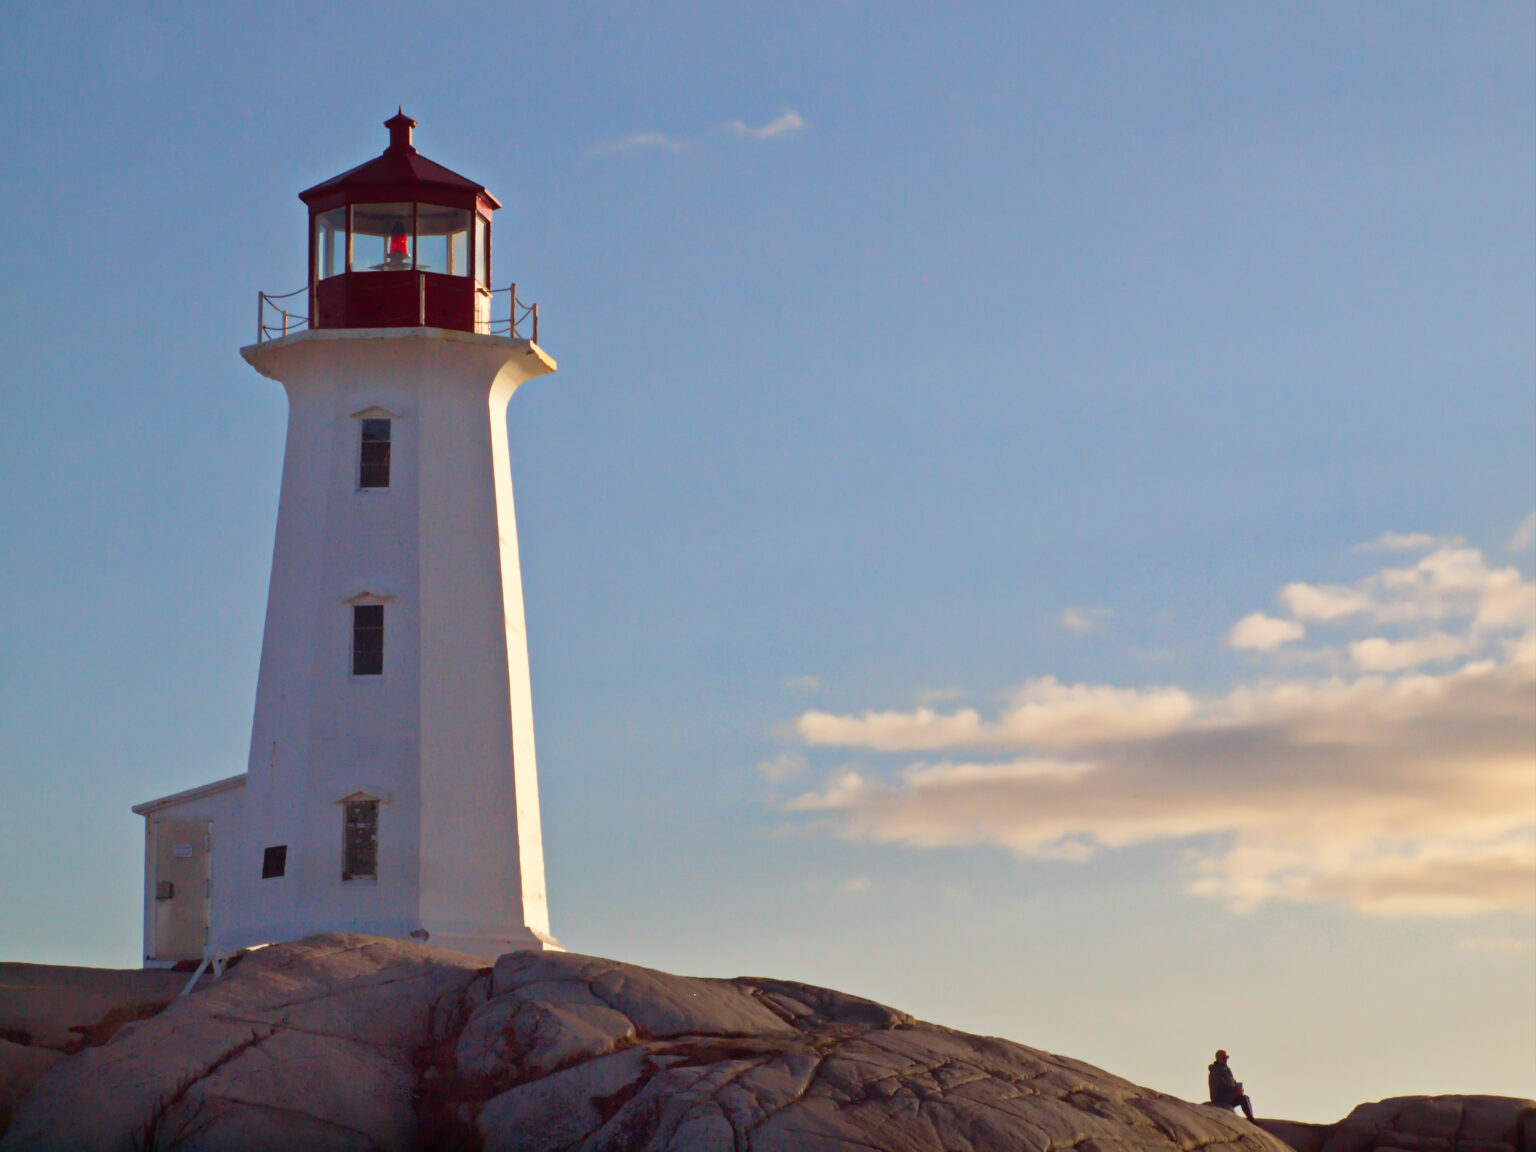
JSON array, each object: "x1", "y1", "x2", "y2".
[
  {"x1": 445, "y1": 948, "x2": 1293, "y2": 1152},
  {"x1": 0, "y1": 1042, "x2": 62, "y2": 1138},
  {"x1": 0, "y1": 934, "x2": 485, "y2": 1150},
  {"x1": 3, "y1": 936, "x2": 1530, "y2": 1152},
  {"x1": 1260, "y1": 1096, "x2": 1536, "y2": 1152},
  {"x1": 0, "y1": 962, "x2": 189, "y2": 1053}
]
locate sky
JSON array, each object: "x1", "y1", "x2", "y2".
[{"x1": 1, "y1": 0, "x2": 1532, "y2": 1124}]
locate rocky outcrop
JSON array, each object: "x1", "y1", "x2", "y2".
[
  {"x1": 2, "y1": 934, "x2": 482, "y2": 1150},
  {"x1": 1, "y1": 934, "x2": 1528, "y2": 1152},
  {"x1": 437, "y1": 948, "x2": 1295, "y2": 1152},
  {"x1": 1259, "y1": 1097, "x2": 1536, "y2": 1152},
  {"x1": 0, "y1": 1042, "x2": 61, "y2": 1139},
  {"x1": 0, "y1": 961, "x2": 195, "y2": 1135},
  {"x1": 0, "y1": 962, "x2": 191, "y2": 1054}
]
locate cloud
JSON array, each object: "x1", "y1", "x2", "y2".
[
  {"x1": 840, "y1": 876, "x2": 872, "y2": 896},
  {"x1": 1280, "y1": 544, "x2": 1534, "y2": 633},
  {"x1": 1227, "y1": 612, "x2": 1305, "y2": 651},
  {"x1": 756, "y1": 752, "x2": 809, "y2": 782},
  {"x1": 915, "y1": 687, "x2": 966, "y2": 704},
  {"x1": 586, "y1": 131, "x2": 687, "y2": 157},
  {"x1": 798, "y1": 678, "x2": 1195, "y2": 753},
  {"x1": 1280, "y1": 582, "x2": 1375, "y2": 622},
  {"x1": 1357, "y1": 532, "x2": 1442, "y2": 552},
  {"x1": 1511, "y1": 511, "x2": 1536, "y2": 552},
  {"x1": 729, "y1": 111, "x2": 806, "y2": 141},
  {"x1": 1062, "y1": 606, "x2": 1112, "y2": 634},
  {"x1": 784, "y1": 675, "x2": 821, "y2": 692},
  {"x1": 1349, "y1": 632, "x2": 1467, "y2": 671},
  {"x1": 784, "y1": 541, "x2": 1536, "y2": 918}
]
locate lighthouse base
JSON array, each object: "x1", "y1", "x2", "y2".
[{"x1": 431, "y1": 927, "x2": 564, "y2": 959}]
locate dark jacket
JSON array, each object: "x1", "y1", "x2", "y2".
[{"x1": 1208, "y1": 1061, "x2": 1244, "y2": 1104}]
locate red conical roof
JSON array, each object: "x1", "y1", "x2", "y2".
[{"x1": 299, "y1": 111, "x2": 501, "y2": 213}]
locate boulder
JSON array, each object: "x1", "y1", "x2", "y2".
[
  {"x1": 0, "y1": 934, "x2": 485, "y2": 1151},
  {"x1": 1263, "y1": 1097, "x2": 1536, "y2": 1152},
  {"x1": 447, "y1": 948, "x2": 1295, "y2": 1152},
  {"x1": 1316, "y1": 1097, "x2": 1536, "y2": 1152}
]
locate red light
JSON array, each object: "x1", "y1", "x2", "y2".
[{"x1": 388, "y1": 221, "x2": 409, "y2": 257}]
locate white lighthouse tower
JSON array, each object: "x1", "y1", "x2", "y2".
[{"x1": 132, "y1": 112, "x2": 560, "y2": 961}]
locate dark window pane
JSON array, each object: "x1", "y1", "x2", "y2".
[
  {"x1": 342, "y1": 801, "x2": 379, "y2": 880},
  {"x1": 261, "y1": 845, "x2": 287, "y2": 879},
  {"x1": 359, "y1": 420, "x2": 391, "y2": 488},
  {"x1": 352, "y1": 605, "x2": 384, "y2": 676}
]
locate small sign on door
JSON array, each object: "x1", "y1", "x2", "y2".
[{"x1": 172, "y1": 843, "x2": 194, "y2": 859}]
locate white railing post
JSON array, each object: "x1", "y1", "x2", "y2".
[{"x1": 257, "y1": 292, "x2": 266, "y2": 344}]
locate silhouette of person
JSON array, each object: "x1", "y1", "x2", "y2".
[{"x1": 1208, "y1": 1049, "x2": 1254, "y2": 1120}]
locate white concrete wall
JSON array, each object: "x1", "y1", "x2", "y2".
[
  {"x1": 224, "y1": 328, "x2": 557, "y2": 957},
  {"x1": 136, "y1": 778, "x2": 247, "y2": 963}
]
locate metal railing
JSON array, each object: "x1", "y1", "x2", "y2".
[
  {"x1": 255, "y1": 282, "x2": 540, "y2": 344},
  {"x1": 483, "y1": 283, "x2": 540, "y2": 343},
  {"x1": 256, "y1": 287, "x2": 309, "y2": 343}
]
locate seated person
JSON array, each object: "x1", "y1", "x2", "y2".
[{"x1": 1207, "y1": 1049, "x2": 1254, "y2": 1120}]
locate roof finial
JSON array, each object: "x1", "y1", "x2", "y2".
[{"x1": 384, "y1": 108, "x2": 417, "y2": 153}]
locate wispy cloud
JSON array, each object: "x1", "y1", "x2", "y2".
[
  {"x1": 784, "y1": 675, "x2": 821, "y2": 692},
  {"x1": 586, "y1": 131, "x2": 687, "y2": 157},
  {"x1": 1511, "y1": 511, "x2": 1536, "y2": 553},
  {"x1": 799, "y1": 679, "x2": 1195, "y2": 752},
  {"x1": 756, "y1": 752, "x2": 809, "y2": 782},
  {"x1": 1062, "y1": 606, "x2": 1112, "y2": 634},
  {"x1": 784, "y1": 538, "x2": 1536, "y2": 919},
  {"x1": 1356, "y1": 531, "x2": 1443, "y2": 552},
  {"x1": 1227, "y1": 612, "x2": 1305, "y2": 651},
  {"x1": 1281, "y1": 544, "x2": 1534, "y2": 632},
  {"x1": 1348, "y1": 631, "x2": 1467, "y2": 671},
  {"x1": 915, "y1": 687, "x2": 967, "y2": 704},
  {"x1": 729, "y1": 110, "x2": 807, "y2": 141},
  {"x1": 840, "y1": 876, "x2": 872, "y2": 896}
]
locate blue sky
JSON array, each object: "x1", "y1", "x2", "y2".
[{"x1": 1, "y1": 1, "x2": 1532, "y2": 1122}]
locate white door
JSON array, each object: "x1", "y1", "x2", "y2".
[{"x1": 153, "y1": 819, "x2": 209, "y2": 961}]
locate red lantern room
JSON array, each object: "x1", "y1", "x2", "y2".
[{"x1": 301, "y1": 111, "x2": 500, "y2": 333}]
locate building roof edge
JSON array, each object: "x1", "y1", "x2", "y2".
[{"x1": 132, "y1": 773, "x2": 248, "y2": 816}]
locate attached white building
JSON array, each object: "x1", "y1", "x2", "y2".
[{"x1": 134, "y1": 112, "x2": 561, "y2": 963}]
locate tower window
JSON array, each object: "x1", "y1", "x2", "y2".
[
  {"x1": 342, "y1": 801, "x2": 379, "y2": 880},
  {"x1": 352, "y1": 604, "x2": 384, "y2": 676},
  {"x1": 359, "y1": 419, "x2": 391, "y2": 488},
  {"x1": 262, "y1": 845, "x2": 287, "y2": 879}
]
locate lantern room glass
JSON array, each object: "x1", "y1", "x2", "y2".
[
  {"x1": 351, "y1": 202, "x2": 414, "y2": 272},
  {"x1": 415, "y1": 205, "x2": 471, "y2": 275},
  {"x1": 474, "y1": 214, "x2": 490, "y2": 286},
  {"x1": 315, "y1": 208, "x2": 347, "y2": 279}
]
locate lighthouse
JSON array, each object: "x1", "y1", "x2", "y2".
[{"x1": 132, "y1": 112, "x2": 560, "y2": 962}]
